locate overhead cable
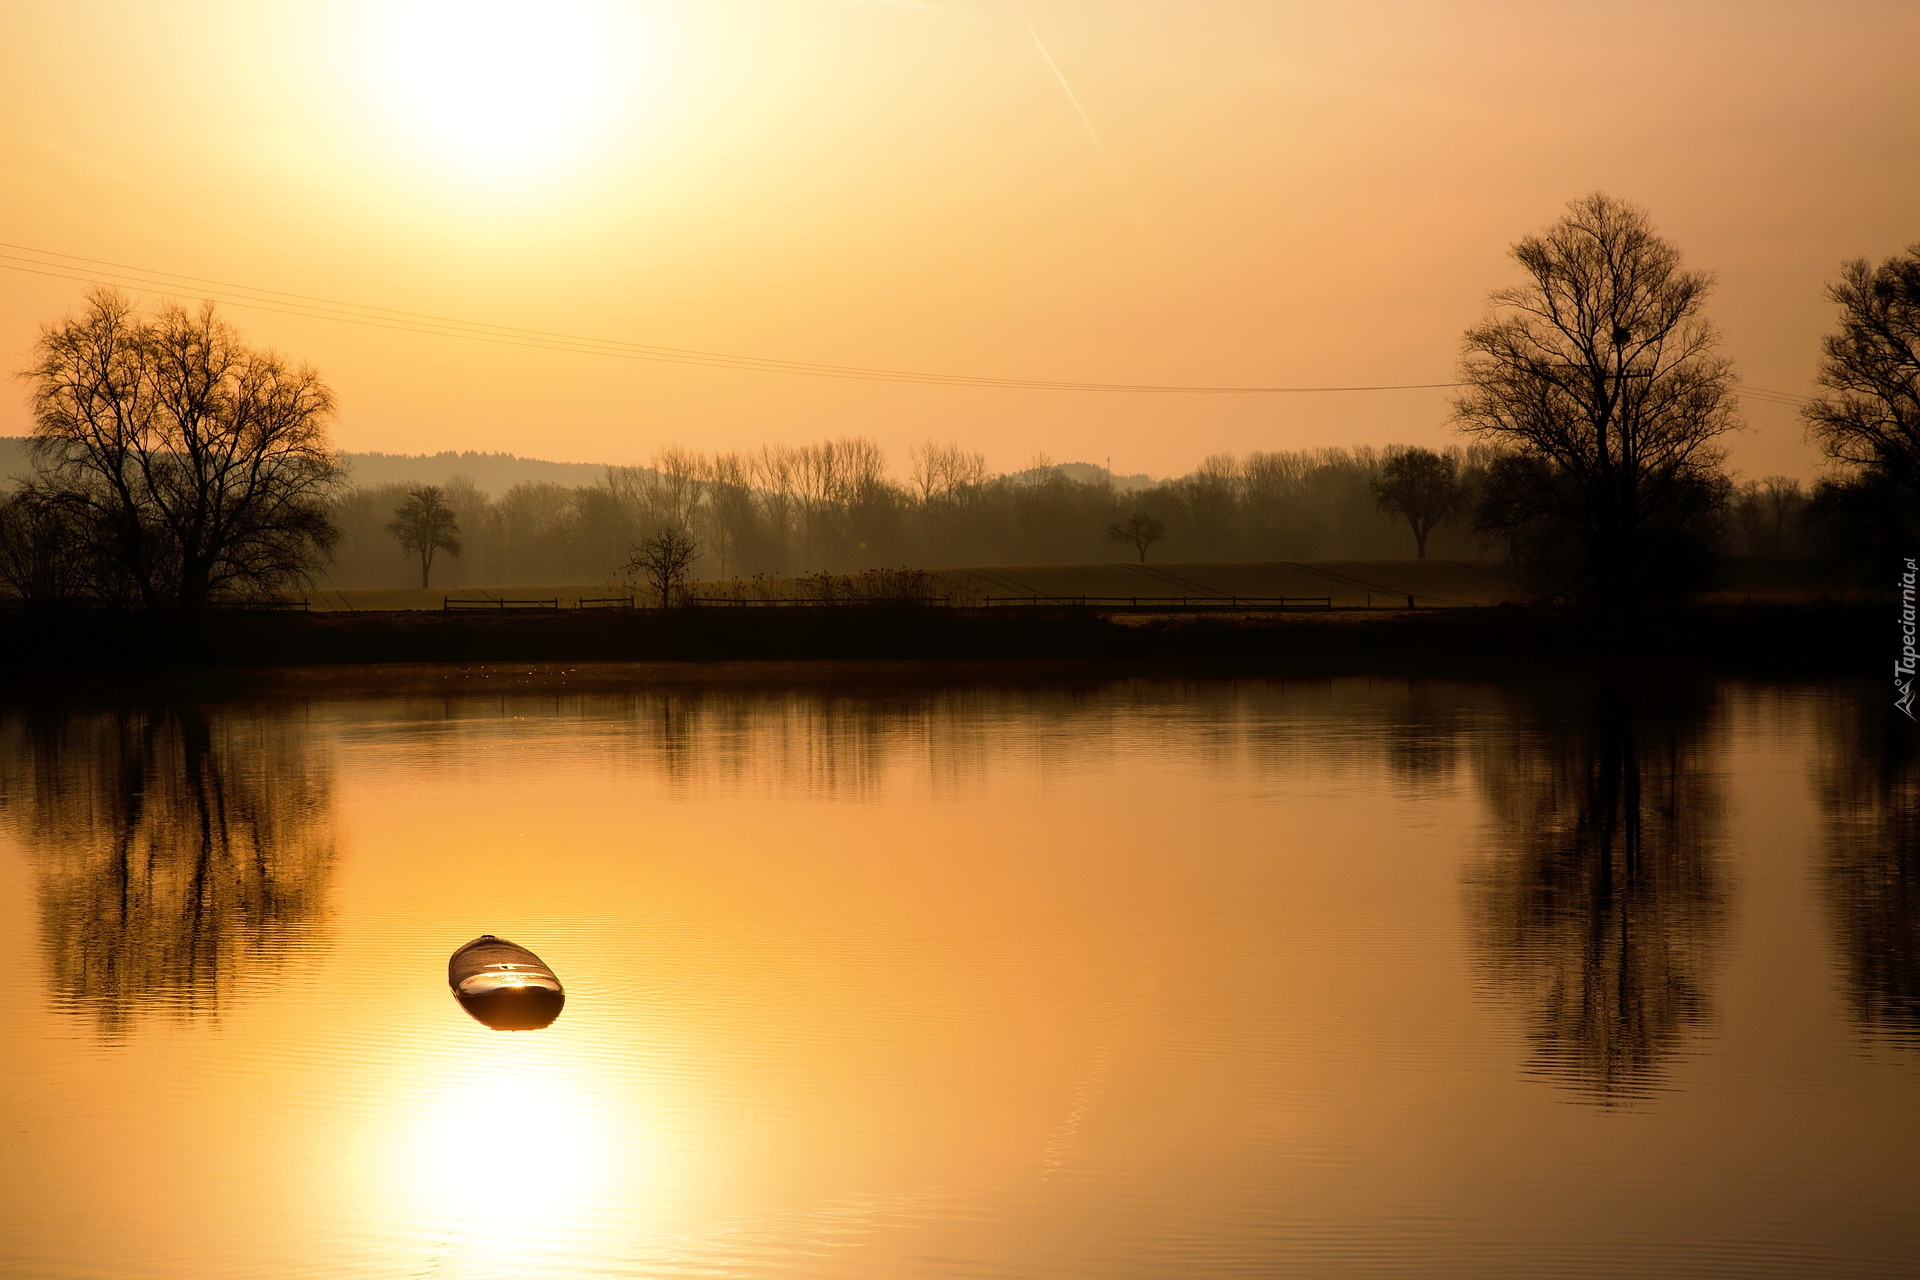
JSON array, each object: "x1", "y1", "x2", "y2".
[{"x1": 0, "y1": 242, "x2": 1819, "y2": 405}]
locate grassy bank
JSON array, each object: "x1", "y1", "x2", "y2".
[
  {"x1": 305, "y1": 556, "x2": 1861, "y2": 612},
  {"x1": 304, "y1": 559, "x2": 1526, "y2": 611},
  {"x1": 0, "y1": 599, "x2": 1883, "y2": 681}
]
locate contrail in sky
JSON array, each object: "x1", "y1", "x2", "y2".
[{"x1": 1029, "y1": 27, "x2": 1109, "y2": 165}]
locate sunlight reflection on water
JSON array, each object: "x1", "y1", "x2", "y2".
[{"x1": 0, "y1": 675, "x2": 1914, "y2": 1279}]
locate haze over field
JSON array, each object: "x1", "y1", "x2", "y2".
[{"x1": 1, "y1": 1, "x2": 1915, "y2": 481}]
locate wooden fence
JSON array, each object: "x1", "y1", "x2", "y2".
[
  {"x1": 442, "y1": 597, "x2": 561, "y2": 612},
  {"x1": 980, "y1": 595, "x2": 1334, "y2": 613}
]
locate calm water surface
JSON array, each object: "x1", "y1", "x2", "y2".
[{"x1": 0, "y1": 675, "x2": 1914, "y2": 1278}]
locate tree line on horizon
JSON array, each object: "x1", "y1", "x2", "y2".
[
  {"x1": 327, "y1": 442, "x2": 1505, "y2": 590},
  {"x1": 328, "y1": 439, "x2": 1819, "y2": 592},
  {"x1": 0, "y1": 192, "x2": 1912, "y2": 613}
]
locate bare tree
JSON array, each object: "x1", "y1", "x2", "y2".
[
  {"x1": 645, "y1": 445, "x2": 708, "y2": 530},
  {"x1": 794, "y1": 441, "x2": 844, "y2": 569},
  {"x1": 626, "y1": 523, "x2": 699, "y2": 607},
  {"x1": 1106, "y1": 511, "x2": 1167, "y2": 562},
  {"x1": 751, "y1": 444, "x2": 800, "y2": 572},
  {"x1": 491, "y1": 481, "x2": 575, "y2": 582},
  {"x1": 1242, "y1": 451, "x2": 1307, "y2": 550},
  {"x1": 1371, "y1": 447, "x2": 1469, "y2": 558},
  {"x1": 21, "y1": 289, "x2": 344, "y2": 611},
  {"x1": 837, "y1": 437, "x2": 899, "y2": 561},
  {"x1": 0, "y1": 486, "x2": 95, "y2": 605},
  {"x1": 385, "y1": 485, "x2": 461, "y2": 588},
  {"x1": 836, "y1": 438, "x2": 889, "y2": 504},
  {"x1": 1455, "y1": 194, "x2": 1738, "y2": 609},
  {"x1": 703, "y1": 451, "x2": 759, "y2": 577},
  {"x1": 908, "y1": 442, "x2": 941, "y2": 505},
  {"x1": 1015, "y1": 451, "x2": 1057, "y2": 486},
  {"x1": 909, "y1": 440, "x2": 988, "y2": 505},
  {"x1": 1179, "y1": 453, "x2": 1242, "y2": 551},
  {"x1": 1803, "y1": 245, "x2": 1920, "y2": 548}
]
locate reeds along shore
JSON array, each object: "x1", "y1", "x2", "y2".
[{"x1": 0, "y1": 599, "x2": 1881, "y2": 678}]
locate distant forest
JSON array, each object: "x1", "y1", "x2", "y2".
[
  {"x1": 317, "y1": 439, "x2": 1815, "y2": 589},
  {"x1": 0, "y1": 433, "x2": 1823, "y2": 590}
]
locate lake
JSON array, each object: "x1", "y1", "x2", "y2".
[{"x1": 0, "y1": 672, "x2": 1913, "y2": 1278}]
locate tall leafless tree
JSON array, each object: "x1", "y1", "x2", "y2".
[
  {"x1": 703, "y1": 451, "x2": 758, "y2": 577},
  {"x1": 909, "y1": 440, "x2": 988, "y2": 505},
  {"x1": 794, "y1": 441, "x2": 845, "y2": 570},
  {"x1": 752, "y1": 444, "x2": 801, "y2": 572},
  {"x1": 1180, "y1": 453, "x2": 1242, "y2": 552},
  {"x1": 642, "y1": 446, "x2": 707, "y2": 530},
  {"x1": 20, "y1": 289, "x2": 343, "y2": 611},
  {"x1": 1802, "y1": 245, "x2": 1920, "y2": 551},
  {"x1": 1455, "y1": 194, "x2": 1738, "y2": 610}
]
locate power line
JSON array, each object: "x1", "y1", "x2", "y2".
[
  {"x1": 0, "y1": 243, "x2": 1459, "y2": 394},
  {"x1": 1733, "y1": 383, "x2": 1814, "y2": 408},
  {"x1": 0, "y1": 241, "x2": 1823, "y2": 406}
]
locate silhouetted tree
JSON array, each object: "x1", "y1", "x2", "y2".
[
  {"x1": 702, "y1": 451, "x2": 761, "y2": 577},
  {"x1": 20, "y1": 289, "x2": 343, "y2": 611},
  {"x1": 1106, "y1": 511, "x2": 1167, "y2": 563},
  {"x1": 1371, "y1": 447, "x2": 1468, "y2": 558},
  {"x1": 1469, "y1": 684, "x2": 1728, "y2": 1105},
  {"x1": 908, "y1": 440, "x2": 988, "y2": 505},
  {"x1": 628, "y1": 523, "x2": 699, "y2": 606},
  {"x1": 1456, "y1": 194, "x2": 1738, "y2": 610},
  {"x1": 1802, "y1": 245, "x2": 1920, "y2": 555},
  {"x1": 385, "y1": 485, "x2": 461, "y2": 588},
  {"x1": 0, "y1": 486, "x2": 95, "y2": 605},
  {"x1": 1178, "y1": 454, "x2": 1243, "y2": 554}
]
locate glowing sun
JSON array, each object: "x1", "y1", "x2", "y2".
[{"x1": 369, "y1": 0, "x2": 639, "y2": 181}]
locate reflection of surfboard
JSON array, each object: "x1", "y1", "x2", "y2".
[{"x1": 449, "y1": 935, "x2": 565, "y2": 1030}]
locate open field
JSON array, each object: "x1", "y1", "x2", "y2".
[
  {"x1": 307, "y1": 560, "x2": 1528, "y2": 612},
  {"x1": 938, "y1": 559, "x2": 1521, "y2": 607}
]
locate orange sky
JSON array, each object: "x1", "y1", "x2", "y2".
[{"x1": 1, "y1": 0, "x2": 1914, "y2": 481}]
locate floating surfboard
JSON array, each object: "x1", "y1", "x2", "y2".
[{"x1": 449, "y1": 935, "x2": 566, "y2": 1030}]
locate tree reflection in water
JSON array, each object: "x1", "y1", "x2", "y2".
[
  {"x1": 1815, "y1": 693, "x2": 1920, "y2": 1044},
  {"x1": 1467, "y1": 684, "x2": 1728, "y2": 1105},
  {"x1": 0, "y1": 707, "x2": 336, "y2": 1040}
]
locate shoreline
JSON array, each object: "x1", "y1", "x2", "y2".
[{"x1": 0, "y1": 600, "x2": 1884, "y2": 691}]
